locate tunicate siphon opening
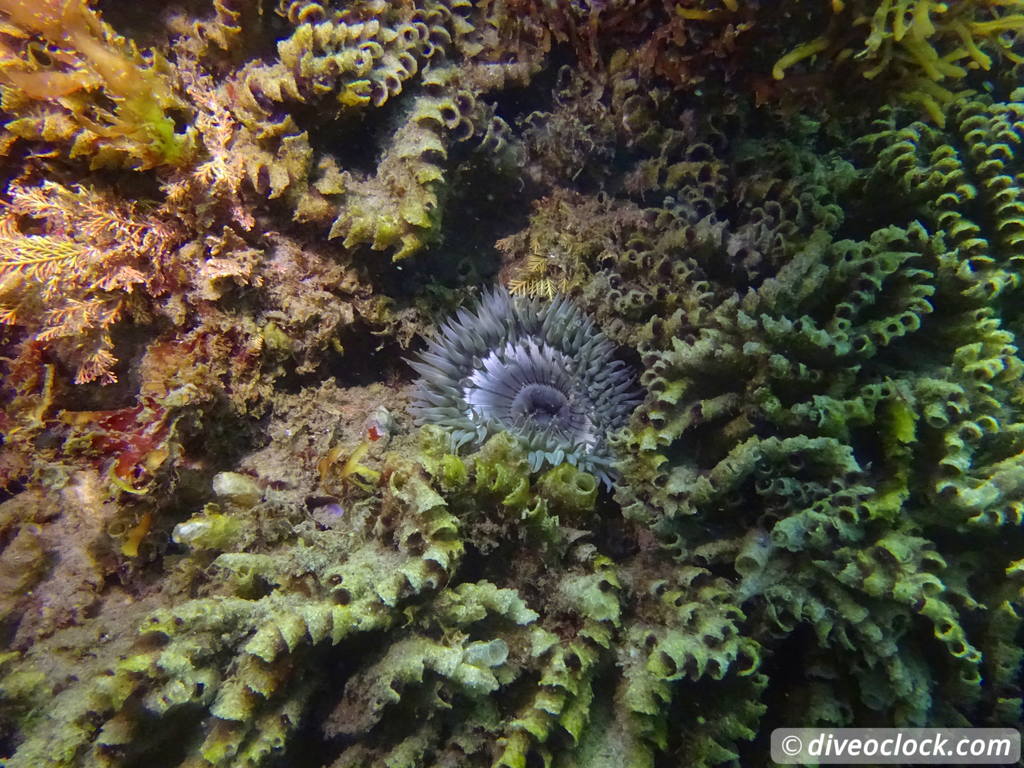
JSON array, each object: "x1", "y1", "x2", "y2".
[
  {"x1": 438, "y1": 103, "x2": 460, "y2": 127},
  {"x1": 687, "y1": 143, "x2": 713, "y2": 162},
  {"x1": 682, "y1": 656, "x2": 699, "y2": 679},
  {"x1": 384, "y1": 73, "x2": 403, "y2": 97},
  {"x1": 405, "y1": 531, "x2": 426, "y2": 554},
  {"x1": 451, "y1": 117, "x2": 474, "y2": 142},
  {"x1": 654, "y1": 651, "x2": 676, "y2": 677},
  {"x1": 455, "y1": 92, "x2": 474, "y2": 116},
  {"x1": 707, "y1": 658, "x2": 723, "y2": 679},
  {"x1": 396, "y1": 24, "x2": 420, "y2": 44},
  {"x1": 423, "y1": 78, "x2": 444, "y2": 97},
  {"x1": 397, "y1": 51, "x2": 418, "y2": 77},
  {"x1": 430, "y1": 26, "x2": 453, "y2": 47},
  {"x1": 370, "y1": 81, "x2": 389, "y2": 107},
  {"x1": 410, "y1": 22, "x2": 429, "y2": 41}
]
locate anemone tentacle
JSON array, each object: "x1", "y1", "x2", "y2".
[{"x1": 409, "y1": 288, "x2": 642, "y2": 486}]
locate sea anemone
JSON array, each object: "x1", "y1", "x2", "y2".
[{"x1": 408, "y1": 288, "x2": 642, "y2": 486}]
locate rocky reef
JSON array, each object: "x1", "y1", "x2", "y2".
[{"x1": 0, "y1": 1, "x2": 1023, "y2": 767}]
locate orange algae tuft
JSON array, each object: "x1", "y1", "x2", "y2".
[
  {"x1": 120, "y1": 511, "x2": 152, "y2": 557},
  {"x1": 0, "y1": 0, "x2": 192, "y2": 167}
]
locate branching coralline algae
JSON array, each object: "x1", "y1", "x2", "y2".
[{"x1": 408, "y1": 288, "x2": 642, "y2": 485}]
